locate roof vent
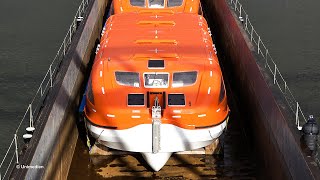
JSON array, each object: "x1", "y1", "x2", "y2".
[{"x1": 148, "y1": 60, "x2": 164, "y2": 69}]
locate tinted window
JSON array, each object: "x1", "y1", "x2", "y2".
[
  {"x1": 128, "y1": 94, "x2": 144, "y2": 106},
  {"x1": 115, "y1": 72, "x2": 140, "y2": 87},
  {"x1": 168, "y1": 94, "x2": 185, "y2": 106},
  {"x1": 172, "y1": 71, "x2": 197, "y2": 87},
  {"x1": 167, "y1": 0, "x2": 183, "y2": 7},
  {"x1": 130, "y1": 0, "x2": 145, "y2": 7}
]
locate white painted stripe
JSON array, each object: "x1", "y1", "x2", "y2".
[
  {"x1": 209, "y1": 58, "x2": 213, "y2": 60},
  {"x1": 190, "y1": 7, "x2": 192, "y2": 12},
  {"x1": 100, "y1": 61, "x2": 103, "y2": 64},
  {"x1": 92, "y1": 108, "x2": 96, "y2": 112},
  {"x1": 216, "y1": 108, "x2": 221, "y2": 112},
  {"x1": 172, "y1": 115, "x2": 181, "y2": 118},
  {"x1": 131, "y1": 115, "x2": 140, "y2": 118},
  {"x1": 208, "y1": 87, "x2": 211, "y2": 94},
  {"x1": 100, "y1": 71, "x2": 102, "y2": 77},
  {"x1": 198, "y1": 114, "x2": 206, "y2": 118},
  {"x1": 101, "y1": 87, "x2": 105, "y2": 94},
  {"x1": 132, "y1": 110, "x2": 140, "y2": 113},
  {"x1": 210, "y1": 61, "x2": 213, "y2": 65},
  {"x1": 210, "y1": 71, "x2": 212, "y2": 77},
  {"x1": 173, "y1": 110, "x2": 181, "y2": 113},
  {"x1": 107, "y1": 114, "x2": 115, "y2": 118}
]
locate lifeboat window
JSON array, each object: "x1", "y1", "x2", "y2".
[
  {"x1": 115, "y1": 72, "x2": 140, "y2": 87},
  {"x1": 167, "y1": 0, "x2": 183, "y2": 7},
  {"x1": 144, "y1": 73, "x2": 169, "y2": 88},
  {"x1": 172, "y1": 71, "x2": 197, "y2": 87},
  {"x1": 168, "y1": 94, "x2": 185, "y2": 106},
  {"x1": 128, "y1": 94, "x2": 145, "y2": 106},
  {"x1": 130, "y1": 0, "x2": 146, "y2": 7},
  {"x1": 148, "y1": 0, "x2": 165, "y2": 8}
]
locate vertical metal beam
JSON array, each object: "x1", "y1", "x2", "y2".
[
  {"x1": 40, "y1": 86, "x2": 43, "y2": 97},
  {"x1": 14, "y1": 134, "x2": 19, "y2": 164},
  {"x1": 273, "y1": 64, "x2": 277, "y2": 84},
  {"x1": 82, "y1": 1, "x2": 85, "y2": 15},
  {"x1": 245, "y1": 14, "x2": 248, "y2": 30},
  {"x1": 250, "y1": 27, "x2": 253, "y2": 42},
  {"x1": 29, "y1": 104, "x2": 34, "y2": 128},
  {"x1": 63, "y1": 40, "x2": 66, "y2": 56},
  {"x1": 69, "y1": 27, "x2": 72, "y2": 43},
  {"x1": 265, "y1": 49, "x2": 269, "y2": 68},
  {"x1": 235, "y1": 0, "x2": 238, "y2": 11},
  {"x1": 284, "y1": 81, "x2": 287, "y2": 94},
  {"x1": 295, "y1": 102, "x2": 299, "y2": 126},
  {"x1": 49, "y1": 64, "x2": 53, "y2": 87},
  {"x1": 257, "y1": 36, "x2": 261, "y2": 54},
  {"x1": 73, "y1": 18, "x2": 76, "y2": 32}
]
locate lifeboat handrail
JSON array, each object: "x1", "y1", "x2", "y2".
[
  {"x1": 0, "y1": 0, "x2": 90, "y2": 178},
  {"x1": 229, "y1": 0, "x2": 320, "y2": 166}
]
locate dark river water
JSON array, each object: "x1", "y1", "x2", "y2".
[
  {"x1": 240, "y1": 0, "x2": 320, "y2": 119},
  {"x1": 0, "y1": 0, "x2": 80, "y2": 165},
  {"x1": 0, "y1": 0, "x2": 319, "y2": 177}
]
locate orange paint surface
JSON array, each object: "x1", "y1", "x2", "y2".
[{"x1": 84, "y1": 2, "x2": 229, "y2": 130}]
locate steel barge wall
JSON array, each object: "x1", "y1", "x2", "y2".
[
  {"x1": 204, "y1": 0, "x2": 319, "y2": 179},
  {"x1": 22, "y1": 0, "x2": 108, "y2": 179}
]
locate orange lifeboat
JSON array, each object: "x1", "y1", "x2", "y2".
[
  {"x1": 113, "y1": 0, "x2": 202, "y2": 14},
  {"x1": 83, "y1": 0, "x2": 229, "y2": 171}
]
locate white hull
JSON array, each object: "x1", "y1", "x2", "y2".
[
  {"x1": 86, "y1": 120, "x2": 227, "y2": 171},
  {"x1": 142, "y1": 152, "x2": 172, "y2": 171}
]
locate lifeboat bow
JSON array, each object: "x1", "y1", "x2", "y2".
[{"x1": 143, "y1": 97, "x2": 169, "y2": 171}]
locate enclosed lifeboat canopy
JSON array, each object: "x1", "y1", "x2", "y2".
[{"x1": 84, "y1": 12, "x2": 229, "y2": 171}]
